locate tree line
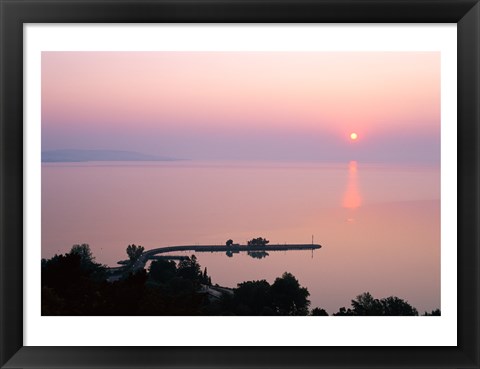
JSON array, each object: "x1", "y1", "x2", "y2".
[{"x1": 41, "y1": 243, "x2": 440, "y2": 316}]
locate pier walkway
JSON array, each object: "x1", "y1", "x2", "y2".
[{"x1": 127, "y1": 243, "x2": 322, "y2": 273}]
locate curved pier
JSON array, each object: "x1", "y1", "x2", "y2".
[{"x1": 119, "y1": 243, "x2": 322, "y2": 274}]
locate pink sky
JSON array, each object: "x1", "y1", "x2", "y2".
[{"x1": 42, "y1": 52, "x2": 440, "y2": 163}]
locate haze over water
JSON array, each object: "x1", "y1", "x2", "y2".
[{"x1": 42, "y1": 160, "x2": 440, "y2": 314}]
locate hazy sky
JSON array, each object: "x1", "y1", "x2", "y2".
[{"x1": 42, "y1": 52, "x2": 440, "y2": 163}]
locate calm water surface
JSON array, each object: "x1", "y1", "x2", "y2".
[{"x1": 42, "y1": 161, "x2": 440, "y2": 314}]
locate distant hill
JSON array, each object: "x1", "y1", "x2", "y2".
[{"x1": 42, "y1": 149, "x2": 180, "y2": 163}]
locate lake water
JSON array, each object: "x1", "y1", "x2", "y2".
[{"x1": 42, "y1": 160, "x2": 440, "y2": 314}]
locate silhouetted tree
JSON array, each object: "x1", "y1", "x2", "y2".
[
  {"x1": 333, "y1": 307, "x2": 355, "y2": 316},
  {"x1": 201, "y1": 267, "x2": 212, "y2": 285},
  {"x1": 247, "y1": 237, "x2": 270, "y2": 246},
  {"x1": 177, "y1": 255, "x2": 202, "y2": 283},
  {"x1": 234, "y1": 280, "x2": 272, "y2": 315},
  {"x1": 70, "y1": 243, "x2": 94, "y2": 264},
  {"x1": 350, "y1": 292, "x2": 383, "y2": 315},
  {"x1": 226, "y1": 239, "x2": 233, "y2": 246},
  {"x1": 423, "y1": 309, "x2": 441, "y2": 316},
  {"x1": 41, "y1": 251, "x2": 104, "y2": 315},
  {"x1": 311, "y1": 307, "x2": 329, "y2": 316},
  {"x1": 334, "y1": 292, "x2": 419, "y2": 316},
  {"x1": 126, "y1": 244, "x2": 144, "y2": 261},
  {"x1": 70, "y1": 243, "x2": 106, "y2": 279},
  {"x1": 42, "y1": 253, "x2": 89, "y2": 294},
  {"x1": 270, "y1": 272, "x2": 310, "y2": 315},
  {"x1": 380, "y1": 296, "x2": 418, "y2": 316},
  {"x1": 247, "y1": 237, "x2": 270, "y2": 247},
  {"x1": 149, "y1": 259, "x2": 177, "y2": 284}
]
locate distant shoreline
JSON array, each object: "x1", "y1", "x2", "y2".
[{"x1": 41, "y1": 149, "x2": 182, "y2": 163}]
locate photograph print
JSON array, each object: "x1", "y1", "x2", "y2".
[{"x1": 41, "y1": 51, "x2": 441, "y2": 317}]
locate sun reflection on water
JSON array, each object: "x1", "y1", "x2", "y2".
[{"x1": 342, "y1": 160, "x2": 362, "y2": 210}]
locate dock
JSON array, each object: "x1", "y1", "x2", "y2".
[
  {"x1": 110, "y1": 243, "x2": 322, "y2": 277},
  {"x1": 144, "y1": 243, "x2": 321, "y2": 257}
]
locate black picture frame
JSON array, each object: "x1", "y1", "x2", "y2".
[{"x1": 1, "y1": 1, "x2": 479, "y2": 368}]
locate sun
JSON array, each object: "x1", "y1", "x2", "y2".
[{"x1": 350, "y1": 132, "x2": 358, "y2": 141}]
